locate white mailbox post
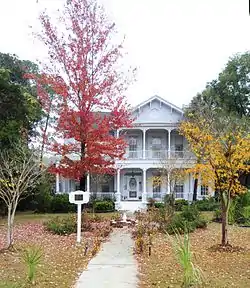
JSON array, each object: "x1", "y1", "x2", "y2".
[{"x1": 69, "y1": 190, "x2": 90, "y2": 243}]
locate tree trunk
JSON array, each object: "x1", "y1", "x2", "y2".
[
  {"x1": 80, "y1": 141, "x2": 86, "y2": 191},
  {"x1": 6, "y1": 199, "x2": 19, "y2": 249},
  {"x1": 7, "y1": 206, "x2": 13, "y2": 248},
  {"x1": 221, "y1": 207, "x2": 228, "y2": 246},
  {"x1": 221, "y1": 195, "x2": 230, "y2": 246},
  {"x1": 40, "y1": 112, "x2": 50, "y2": 164},
  {"x1": 80, "y1": 175, "x2": 86, "y2": 191},
  {"x1": 193, "y1": 177, "x2": 198, "y2": 201}
]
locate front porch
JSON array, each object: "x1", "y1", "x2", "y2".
[{"x1": 56, "y1": 169, "x2": 209, "y2": 211}]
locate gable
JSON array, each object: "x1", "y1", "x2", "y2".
[{"x1": 132, "y1": 97, "x2": 183, "y2": 124}]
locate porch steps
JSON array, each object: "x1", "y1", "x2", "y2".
[{"x1": 115, "y1": 201, "x2": 146, "y2": 212}]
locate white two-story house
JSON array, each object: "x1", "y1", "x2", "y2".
[{"x1": 55, "y1": 95, "x2": 210, "y2": 211}]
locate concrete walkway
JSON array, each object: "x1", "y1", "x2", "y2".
[{"x1": 76, "y1": 228, "x2": 138, "y2": 288}]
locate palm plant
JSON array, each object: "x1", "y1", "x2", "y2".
[{"x1": 21, "y1": 246, "x2": 43, "y2": 283}]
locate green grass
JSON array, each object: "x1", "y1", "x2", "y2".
[
  {"x1": 0, "y1": 211, "x2": 119, "y2": 225},
  {"x1": 200, "y1": 211, "x2": 214, "y2": 221}
]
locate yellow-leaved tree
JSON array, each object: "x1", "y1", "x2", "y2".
[{"x1": 179, "y1": 114, "x2": 250, "y2": 246}]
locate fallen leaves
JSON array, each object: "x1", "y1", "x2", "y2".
[
  {"x1": 0, "y1": 216, "x2": 112, "y2": 287},
  {"x1": 137, "y1": 223, "x2": 250, "y2": 288}
]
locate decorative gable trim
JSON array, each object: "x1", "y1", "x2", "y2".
[{"x1": 133, "y1": 95, "x2": 183, "y2": 114}]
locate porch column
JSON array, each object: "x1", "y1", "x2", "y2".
[
  {"x1": 142, "y1": 168, "x2": 147, "y2": 203},
  {"x1": 143, "y1": 129, "x2": 146, "y2": 159},
  {"x1": 188, "y1": 173, "x2": 192, "y2": 201},
  {"x1": 116, "y1": 169, "x2": 121, "y2": 202},
  {"x1": 55, "y1": 161, "x2": 60, "y2": 193},
  {"x1": 56, "y1": 173, "x2": 60, "y2": 193},
  {"x1": 86, "y1": 173, "x2": 90, "y2": 193},
  {"x1": 116, "y1": 129, "x2": 120, "y2": 138},
  {"x1": 168, "y1": 129, "x2": 171, "y2": 159}
]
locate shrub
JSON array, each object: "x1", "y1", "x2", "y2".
[
  {"x1": 147, "y1": 197, "x2": 156, "y2": 208},
  {"x1": 88, "y1": 213, "x2": 104, "y2": 222},
  {"x1": 243, "y1": 206, "x2": 250, "y2": 219},
  {"x1": 50, "y1": 194, "x2": 75, "y2": 213},
  {"x1": 154, "y1": 202, "x2": 165, "y2": 209},
  {"x1": 175, "y1": 199, "x2": 189, "y2": 211},
  {"x1": 194, "y1": 218, "x2": 207, "y2": 229},
  {"x1": 213, "y1": 209, "x2": 222, "y2": 222},
  {"x1": 195, "y1": 197, "x2": 219, "y2": 211},
  {"x1": 237, "y1": 190, "x2": 250, "y2": 207},
  {"x1": 93, "y1": 200, "x2": 114, "y2": 212},
  {"x1": 166, "y1": 205, "x2": 207, "y2": 234},
  {"x1": 44, "y1": 213, "x2": 112, "y2": 235},
  {"x1": 132, "y1": 212, "x2": 158, "y2": 254},
  {"x1": 213, "y1": 191, "x2": 250, "y2": 225},
  {"x1": 166, "y1": 214, "x2": 196, "y2": 235},
  {"x1": 180, "y1": 205, "x2": 200, "y2": 222},
  {"x1": 237, "y1": 206, "x2": 250, "y2": 225},
  {"x1": 17, "y1": 172, "x2": 55, "y2": 213},
  {"x1": 44, "y1": 215, "x2": 76, "y2": 235}
]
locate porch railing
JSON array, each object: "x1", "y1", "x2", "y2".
[
  {"x1": 124, "y1": 150, "x2": 143, "y2": 159},
  {"x1": 124, "y1": 149, "x2": 195, "y2": 160},
  {"x1": 90, "y1": 192, "x2": 116, "y2": 201},
  {"x1": 145, "y1": 150, "x2": 168, "y2": 159}
]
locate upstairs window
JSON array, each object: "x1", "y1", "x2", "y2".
[
  {"x1": 129, "y1": 137, "x2": 137, "y2": 151},
  {"x1": 175, "y1": 144, "x2": 183, "y2": 152},
  {"x1": 175, "y1": 144, "x2": 184, "y2": 158},
  {"x1": 152, "y1": 137, "x2": 162, "y2": 150}
]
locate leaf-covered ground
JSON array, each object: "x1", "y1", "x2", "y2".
[
  {"x1": 138, "y1": 223, "x2": 250, "y2": 288},
  {"x1": 0, "y1": 213, "x2": 115, "y2": 287}
]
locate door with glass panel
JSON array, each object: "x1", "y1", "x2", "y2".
[{"x1": 127, "y1": 176, "x2": 138, "y2": 199}]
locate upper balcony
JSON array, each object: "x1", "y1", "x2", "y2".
[
  {"x1": 118, "y1": 128, "x2": 195, "y2": 162},
  {"x1": 124, "y1": 149, "x2": 195, "y2": 160}
]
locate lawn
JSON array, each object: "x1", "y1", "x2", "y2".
[
  {"x1": 0, "y1": 211, "x2": 118, "y2": 225},
  {"x1": 138, "y1": 222, "x2": 250, "y2": 288},
  {"x1": 0, "y1": 211, "x2": 118, "y2": 287}
]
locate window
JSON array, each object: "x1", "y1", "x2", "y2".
[
  {"x1": 129, "y1": 137, "x2": 137, "y2": 158},
  {"x1": 174, "y1": 184, "x2": 184, "y2": 198},
  {"x1": 153, "y1": 178, "x2": 161, "y2": 193},
  {"x1": 129, "y1": 137, "x2": 137, "y2": 150},
  {"x1": 152, "y1": 137, "x2": 162, "y2": 158},
  {"x1": 175, "y1": 144, "x2": 183, "y2": 158},
  {"x1": 201, "y1": 185, "x2": 208, "y2": 196},
  {"x1": 152, "y1": 173, "x2": 161, "y2": 198},
  {"x1": 152, "y1": 137, "x2": 162, "y2": 147},
  {"x1": 102, "y1": 184, "x2": 110, "y2": 193}
]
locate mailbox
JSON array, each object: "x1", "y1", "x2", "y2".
[{"x1": 69, "y1": 190, "x2": 90, "y2": 204}]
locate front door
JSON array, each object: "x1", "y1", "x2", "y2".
[{"x1": 128, "y1": 176, "x2": 138, "y2": 200}]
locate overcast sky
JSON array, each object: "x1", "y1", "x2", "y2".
[{"x1": 0, "y1": 0, "x2": 249, "y2": 108}]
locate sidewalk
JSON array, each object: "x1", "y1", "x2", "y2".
[{"x1": 76, "y1": 228, "x2": 138, "y2": 288}]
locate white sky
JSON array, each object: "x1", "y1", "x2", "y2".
[{"x1": 0, "y1": 0, "x2": 249, "y2": 108}]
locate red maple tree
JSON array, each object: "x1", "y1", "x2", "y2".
[{"x1": 29, "y1": 0, "x2": 135, "y2": 189}]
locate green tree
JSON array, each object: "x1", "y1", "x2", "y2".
[
  {"x1": 0, "y1": 53, "x2": 42, "y2": 150},
  {"x1": 185, "y1": 52, "x2": 250, "y2": 200},
  {"x1": 187, "y1": 52, "x2": 250, "y2": 117}
]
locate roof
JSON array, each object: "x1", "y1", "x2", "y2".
[{"x1": 132, "y1": 95, "x2": 183, "y2": 114}]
